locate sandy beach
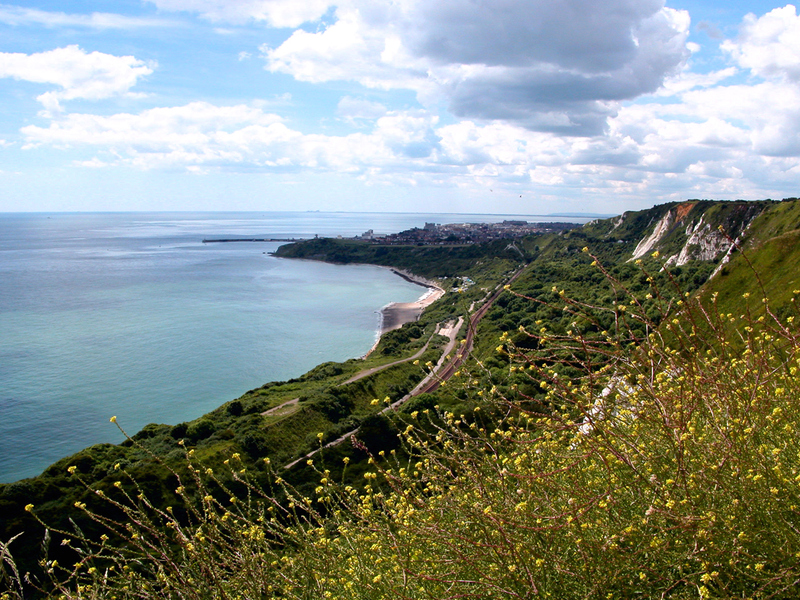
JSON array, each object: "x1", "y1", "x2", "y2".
[{"x1": 380, "y1": 269, "x2": 444, "y2": 334}]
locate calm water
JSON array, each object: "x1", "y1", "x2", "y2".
[{"x1": 0, "y1": 211, "x2": 584, "y2": 482}]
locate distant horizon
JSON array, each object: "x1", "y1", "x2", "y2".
[{"x1": 0, "y1": 209, "x2": 616, "y2": 218}]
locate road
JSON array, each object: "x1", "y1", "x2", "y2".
[
  {"x1": 413, "y1": 266, "x2": 526, "y2": 395},
  {"x1": 283, "y1": 265, "x2": 526, "y2": 469}
]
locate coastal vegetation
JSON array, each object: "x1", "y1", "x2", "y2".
[{"x1": 2, "y1": 198, "x2": 800, "y2": 598}]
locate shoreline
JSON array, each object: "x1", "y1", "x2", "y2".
[
  {"x1": 271, "y1": 253, "x2": 443, "y2": 359},
  {"x1": 380, "y1": 269, "x2": 444, "y2": 334},
  {"x1": 362, "y1": 269, "x2": 445, "y2": 358}
]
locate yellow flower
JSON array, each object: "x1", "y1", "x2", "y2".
[
  {"x1": 24, "y1": 503, "x2": 34, "y2": 512},
  {"x1": 109, "y1": 416, "x2": 117, "y2": 423},
  {"x1": 67, "y1": 465, "x2": 77, "y2": 474}
]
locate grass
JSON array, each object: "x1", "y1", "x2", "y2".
[
  {"x1": 5, "y1": 199, "x2": 800, "y2": 598},
  {"x1": 6, "y1": 247, "x2": 800, "y2": 599}
]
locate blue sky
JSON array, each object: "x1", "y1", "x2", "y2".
[{"x1": 1, "y1": 1, "x2": 799, "y2": 215}]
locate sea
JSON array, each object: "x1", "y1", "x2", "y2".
[{"x1": 0, "y1": 211, "x2": 590, "y2": 483}]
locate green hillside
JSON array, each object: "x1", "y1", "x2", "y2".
[{"x1": 3, "y1": 199, "x2": 800, "y2": 598}]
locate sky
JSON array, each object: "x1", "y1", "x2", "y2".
[{"x1": 1, "y1": 1, "x2": 799, "y2": 215}]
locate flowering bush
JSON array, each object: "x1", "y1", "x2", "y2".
[{"x1": 8, "y1": 257, "x2": 800, "y2": 599}]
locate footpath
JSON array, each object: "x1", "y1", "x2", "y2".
[{"x1": 283, "y1": 266, "x2": 525, "y2": 469}]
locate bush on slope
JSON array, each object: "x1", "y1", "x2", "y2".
[{"x1": 7, "y1": 250, "x2": 800, "y2": 600}]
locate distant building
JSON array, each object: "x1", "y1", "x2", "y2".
[{"x1": 358, "y1": 219, "x2": 577, "y2": 246}]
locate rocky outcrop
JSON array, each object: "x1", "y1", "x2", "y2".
[
  {"x1": 665, "y1": 216, "x2": 728, "y2": 266},
  {"x1": 630, "y1": 210, "x2": 676, "y2": 260},
  {"x1": 627, "y1": 201, "x2": 767, "y2": 268}
]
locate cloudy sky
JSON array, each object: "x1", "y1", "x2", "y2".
[{"x1": 1, "y1": 0, "x2": 799, "y2": 214}]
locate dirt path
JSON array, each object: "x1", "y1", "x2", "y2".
[
  {"x1": 340, "y1": 335, "x2": 434, "y2": 386},
  {"x1": 384, "y1": 317, "x2": 463, "y2": 411},
  {"x1": 282, "y1": 266, "x2": 526, "y2": 470},
  {"x1": 261, "y1": 397, "x2": 299, "y2": 417},
  {"x1": 283, "y1": 317, "x2": 464, "y2": 470},
  {"x1": 263, "y1": 327, "x2": 441, "y2": 419}
]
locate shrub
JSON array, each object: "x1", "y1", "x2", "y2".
[
  {"x1": 185, "y1": 419, "x2": 216, "y2": 443},
  {"x1": 9, "y1": 256, "x2": 800, "y2": 599}
]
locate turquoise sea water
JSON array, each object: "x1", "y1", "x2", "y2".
[{"x1": 0, "y1": 211, "x2": 585, "y2": 483}]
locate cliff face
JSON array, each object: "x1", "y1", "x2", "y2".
[
  {"x1": 629, "y1": 207, "x2": 680, "y2": 260},
  {"x1": 593, "y1": 200, "x2": 774, "y2": 268},
  {"x1": 666, "y1": 215, "x2": 734, "y2": 266}
]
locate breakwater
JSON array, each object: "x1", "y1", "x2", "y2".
[{"x1": 202, "y1": 237, "x2": 308, "y2": 243}]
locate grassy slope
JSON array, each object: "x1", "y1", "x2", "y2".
[
  {"x1": 4, "y1": 199, "x2": 799, "y2": 596},
  {"x1": 702, "y1": 200, "x2": 800, "y2": 318},
  {"x1": 0, "y1": 237, "x2": 521, "y2": 584}
]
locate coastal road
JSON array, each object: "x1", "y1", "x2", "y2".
[
  {"x1": 283, "y1": 319, "x2": 464, "y2": 470},
  {"x1": 413, "y1": 266, "x2": 526, "y2": 395},
  {"x1": 283, "y1": 265, "x2": 526, "y2": 469},
  {"x1": 263, "y1": 332, "x2": 437, "y2": 420}
]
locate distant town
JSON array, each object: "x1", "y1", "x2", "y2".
[
  {"x1": 354, "y1": 220, "x2": 577, "y2": 245},
  {"x1": 203, "y1": 220, "x2": 578, "y2": 246}
]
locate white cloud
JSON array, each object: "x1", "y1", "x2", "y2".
[
  {"x1": 22, "y1": 102, "x2": 282, "y2": 149},
  {"x1": 15, "y1": 100, "x2": 456, "y2": 191},
  {"x1": 656, "y1": 66, "x2": 738, "y2": 96},
  {"x1": 10, "y1": 3, "x2": 800, "y2": 208},
  {"x1": 722, "y1": 5, "x2": 800, "y2": 82},
  {"x1": 17, "y1": 91, "x2": 800, "y2": 206},
  {"x1": 263, "y1": 0, "x2": 691, "y2": 135},
  {"x1": 20, "y1": 102, "x2": 438, "y2": 172},
  {"x1": 146, "y1": 0, "x2": 332, "y2": 28},
  {"x1": 657, "y1": 81, "x2": 800, "y2": 157},
  {"x1": 0, "y1": 4, "x2": 176, "y2": 28},
  {"x1": 336, "y1": 96, "x2": 388, "y2": 124},
  {"x1": 0, "y1": 46, "x2": 154, "y2": 113},
  {"x1": 261, "y1": 10, "x2": 429, "y2": 91}
]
